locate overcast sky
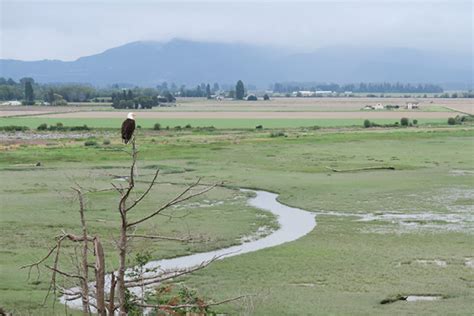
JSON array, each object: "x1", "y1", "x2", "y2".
[{"x1": 1, "y1": 0, "x2": 472, "y2": 61}]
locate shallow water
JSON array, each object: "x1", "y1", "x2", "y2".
[
  {"x1": 405, "y1": 295, "x2": 441, "y2": 302},
  {"x1": 60, "y1": 189, "x2": 317, "y2": 310}
]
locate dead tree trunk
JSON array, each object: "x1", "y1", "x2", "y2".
[
  {"x1": 22, "y1": 137, "x2": 239, "y2": 315},
  {"x1": 117, "y1": 218, "x2": 128, "y2": 316},
  {"x1": 94, "y1": 237, "x2": 106, "y2": 316},
  {"x1": 74, "y1": 188, "x2": 91, "y2": 315},
  {"x1": 116, "y1": 139, "x2": 137, "y2": 315}
]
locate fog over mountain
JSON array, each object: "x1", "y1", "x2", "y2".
[{"x1": 0, "y1": 39, "x2": 472, "y2": 89}]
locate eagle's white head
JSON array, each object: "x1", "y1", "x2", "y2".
[{"x1": 127, "y1": 112, "x2": 136, "y2": 120}]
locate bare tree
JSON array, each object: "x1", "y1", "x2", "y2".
[{"x1": 22, "y1": 139, "x2": 244, "y2": 315}]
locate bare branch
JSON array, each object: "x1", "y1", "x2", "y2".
[
  {"x1": 20, "y1": 244, "x2": 58, "y2": 271},
  {"x1": 127, "y1": 234, "x2": 193, "y2": 242},
  {"x1": 45, "y1": 265, "x2": 85, "y2": 280},
  {"x1": 72, "y1": 187, "x2": 91, "y2": 314},
  {"x1": 107, "y1": 273, "x2": 117, "y2": 315},
  {"x1": 127, "y1": 233, "x2": 209, "y2": 243},
  {"x1": 138, "y1": 295, "x2": 247, "y2": 310},
  {"x1": 157, "y1": 210, "x2": 193, "y2": 221},
  {"x1": 127, "y1": 180, "x2": 216, "y2": 227},
  {"x1": 125, "y1": 169, "x2": 160, "y2": 213},
  {"x1": 111, "y1": 182, "x2": 124, "y2": 194},
  {"x1": 124, "y1": 254, "x2": 225, "y2": 288}
]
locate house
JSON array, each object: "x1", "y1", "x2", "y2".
[
  {"x1": 315, "y1": 90, "x2": 333, "y2": 95},
  {"x1": 363, "y1": 103, "x2": 385, "y2": 110},
  {"x1": 292, "y1": 90, "x2": 314, "y2": 97},
  {"x1": 1, "y1": 100, "x2": 22, "y2": 106},
  {"x1": 406, "y1": 102, "x2": 420, "y2": 110},
  {"x1": 373, "y1": 103, "x2": 384, "y2": 110}
]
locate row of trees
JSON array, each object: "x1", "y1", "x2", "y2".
[
  {"x1": 0, "y1": 77, "x2": 106, "y2": 103},
  {"x1": 272, "y1": 82, "x2": 444, "y2": 93},
  {"x1": 5, "y1": 77, "x2": 473, "y2": 105},
  {"x1": 111, "y1": 89, "x2": 176, "y2": 109}
]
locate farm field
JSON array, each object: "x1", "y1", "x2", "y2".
[
  {"x1": 1, "y1": 97, "x2": 472, "y2": 119},
  {"x1": 0, "y1": 97, "x2": 468, "y2": 130},
  {"x1": 1, "y1": 121, "x2": 473, "y2": 315},
  {"x1": 168, "y1": 97, "x2": 470, "y2": 113},
  {"x1": 0, "y1": 117, "x2": 450, "y2": 130}
]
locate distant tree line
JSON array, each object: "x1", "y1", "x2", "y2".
[
  {"x1": 111, "y1": 89, "x2": 177, "y2": 109},
  {"x1": 177, "y1": 82, "x2": 220, "y2": 98},
  {"x1": 272, "y1": 82, "x2": 444, "y2": 93},
  {"x1": 0, "y1": 77, "x2": 111, "y2": 103},
  {"x1": 2, "y1": 77, "x2": 473, "y2": 105}
]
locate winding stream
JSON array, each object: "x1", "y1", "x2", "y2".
[{"x1": 61, "y1": 189, "x2": 317, "y2": 310}]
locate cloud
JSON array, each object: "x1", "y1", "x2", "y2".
[{"x1": 1, "y1": 0, "x2": 472, "y2": 60}]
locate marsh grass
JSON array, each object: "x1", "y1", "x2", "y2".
[{"x1": 0, "y1": 126, "x2": 473, "y2": 315}]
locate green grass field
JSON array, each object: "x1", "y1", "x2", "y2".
[
  {"x1": 0, "y1": 117, "x2": 449, "y2": 129},
  {"x1": 1, "y1": 124, "x2": 473, "y2": 315}
]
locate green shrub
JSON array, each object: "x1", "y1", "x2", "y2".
[
  {"x1": 69, "y1": 125, "x2": 90, "y2": 131},
  {"x1": 460, "y1": 115, "x2": 474, "y2": 122},
  {"x1": 46, "y1": 122, "x2": 66, "y2": 131},
  {"x1": 103, "y1": 139, "x2": 111, "y2": 145},
  {"x1": 153, "y1": 123, "x2": 161, "y2": 130},
  {"x1": 413, "y1": 119, "x2": 418, "y2": 125},
  {"x1": 447, "y1": 117, "x2": 456, "y2": 125},
  {"x1": 37, "y1": 123, "x2": 48, "y2": 131},
  {"x1": 363, "y1": 119, "x2": 371, "y2": 128},
  {"x1": 256, "y1": 125, "x2": 263, "y2": 129},
  {"x1": 185, "y1": 124, "x2": 192, "y2": 129},
  {"x1": 400, "y1": 117, "x2": 409, "y2": 126},
  {"x1": 174, "y1": 126, "x2": 182, "y2": 130},
  {"x1": 84, "y1": 140, "x2": 98, "y2": 146},
  {"x1": 0, "y1": 125, "x2": 29, "y2": 132},
  {"x1": 195, "y1": 126, "x2": 215, "y2": 132}
]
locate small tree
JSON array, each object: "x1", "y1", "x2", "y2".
[
  {"x1": 447, "y1": 117, "x2": 456, "y2": 125},
  {"x1": 235, "y1": 80, "x2": 245, "y2": 100},
  {"x1": 24, "y1": 81, "x2": 35, "y2": 105},
  {"x1": 263, "y1": 94, "x2": 270, "y2": 101},
  {"x1": 206, "y1": 84, "x2": 212, "y2": 99},
  {"x1": 165, "y1": 92, "x2": 176, "y2": 103},
  {"x1": 363, "y1": 119, "x2": 371, "y2": 128},
  {"x1": 400, "y1": 117, "x2": 409, "y2": 126}
]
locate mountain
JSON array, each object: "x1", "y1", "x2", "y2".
[{"x1": 1, "y1": 39, "x2": 472, "y2": 88}]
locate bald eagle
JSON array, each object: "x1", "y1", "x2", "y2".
[{"x1": 121, "y1": 113, "x2": 136, "y2": 144}]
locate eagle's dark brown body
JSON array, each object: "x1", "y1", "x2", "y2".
[{"x1": 121, "y1": 118, "x2": 135, "y2": 144}]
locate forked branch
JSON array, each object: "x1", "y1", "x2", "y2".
[{"x1": 127, "y1": 179, "x2": 216, "y2": 227}]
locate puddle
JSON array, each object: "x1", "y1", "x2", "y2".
[
  {"x1": 465, "y1": 258, "x2": 474, "y2": 268},
  {"x1": 381, "y1": 294, "x2": 443, "y2": 304},
  {"x1": 414, "y1": 259, "x2": 447, "y2": 267},
  {"x1": 406, "y1": 295, "x2": 442, "y2": 302},
  {"x1": 449, "y1": 170, "x2": 474, "y2": 176}
]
